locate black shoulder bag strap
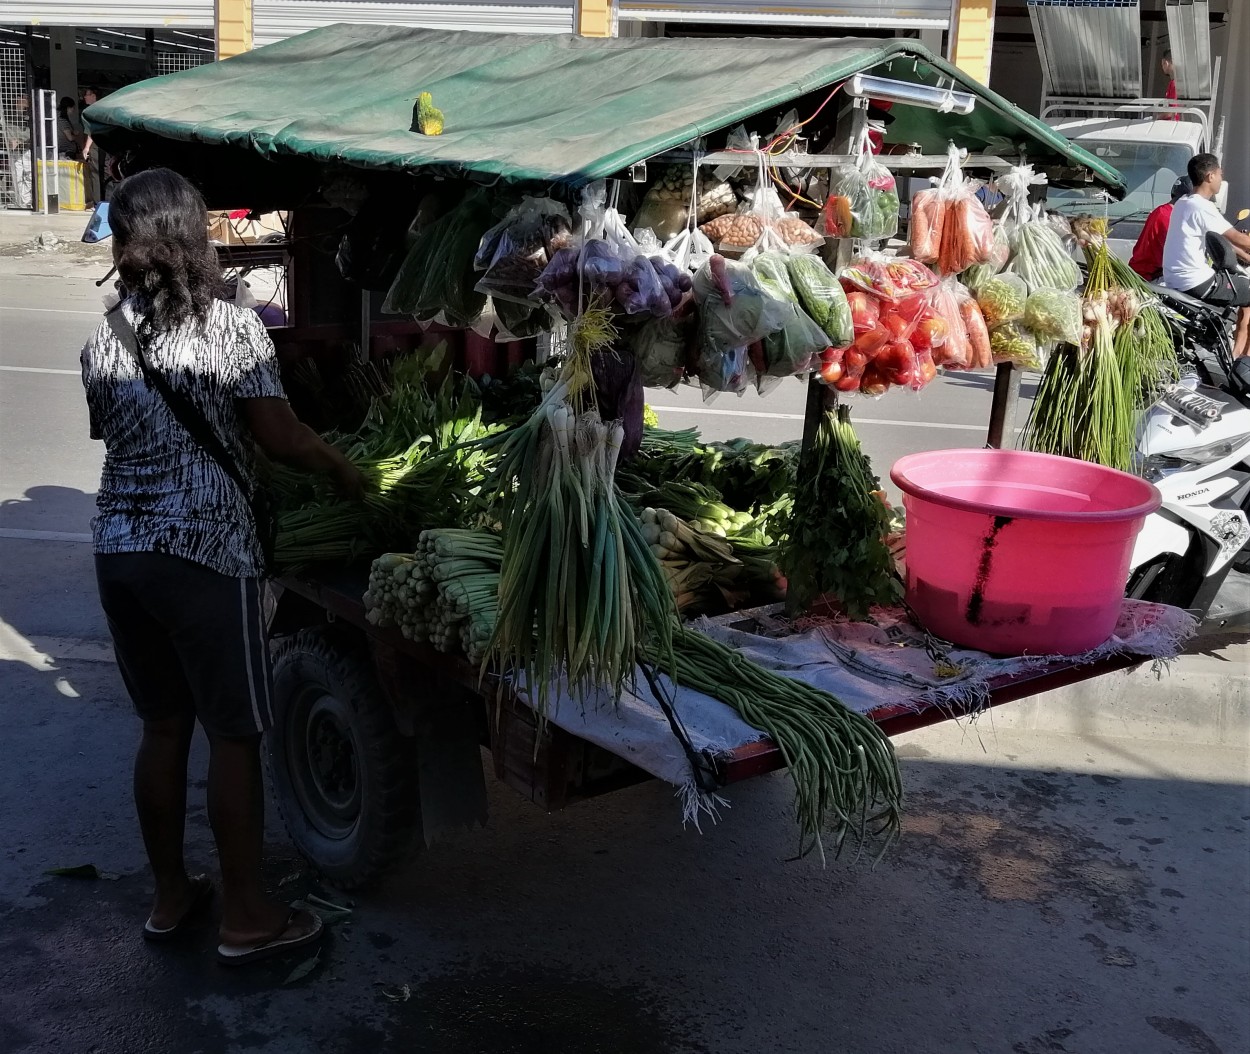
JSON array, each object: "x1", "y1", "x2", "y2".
[{"x1": 106, "y1": 306, "x2": 276, "y2": 572}]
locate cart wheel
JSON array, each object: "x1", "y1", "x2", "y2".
[{"x1": 267, "y1": 629, "x2": 418, "y2": 889}]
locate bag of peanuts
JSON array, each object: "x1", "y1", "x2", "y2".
[{"x1": 700, "y1": 153, "x2": 823, "y2": 254}]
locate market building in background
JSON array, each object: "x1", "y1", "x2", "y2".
[{"x1": 0, "y1": 0, "x2": 1242, "y2": 212}]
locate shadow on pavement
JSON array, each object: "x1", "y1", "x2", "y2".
[{"x1": 1, "y1": 724, "x2": 1245, "y2": 1054}]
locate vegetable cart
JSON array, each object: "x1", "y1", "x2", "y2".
[{"x1": 83, "y1": 26, "x2": 1158, "y2": 887}]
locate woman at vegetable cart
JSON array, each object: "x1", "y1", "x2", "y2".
[
  {"x1": 1161, "y1": 153, "x2": 1250, "y2": 359},
  {"x1": 80, "y1": 169, "x2": 364, "y2": 966}
]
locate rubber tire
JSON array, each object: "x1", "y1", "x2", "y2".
[{"x1": 266, "y1": 629, "x2": 419, "y2": 889}]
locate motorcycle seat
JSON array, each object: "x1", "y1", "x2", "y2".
[{"x1": 1149, "y1": 282, "x2": 1212, "y2": 311}]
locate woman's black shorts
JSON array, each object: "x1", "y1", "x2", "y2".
[{"x1": 95, "y1": 551, "x2": 274, "y2": 737}]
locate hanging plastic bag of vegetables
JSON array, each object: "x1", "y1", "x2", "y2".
[
  {"x1": 909, "y1": 144, "x2": 994, "y2": 275},
  {"x1": 537, "y1": 183, "x2": 679, "y2": 321},
  {"x1": 1022, "y1": 287, "x2": 1082, "y2": 346},
  {"x1": 1004, "y1": 213, "x2": 1081, "y2": 292},
  {"x1": 975, "y1": 273, "x2": 1028, "y2": 328},
  {"x1": 382, "y1": 187, "x2": 499, "y2": 326},
  {"x1": 691, "y1": 254, "x2": 790, "y2": 396},
  {"x1": 750, "y1": 249, "x2": 831, "y2": 381},
  {"x1": 473, "y1": 196, "x2": 573, "y2": 305},
  {"x1": 821, "y1": 134, "x2": 899, "y2": 241},
  {"x1": 634, "y1": 311, "x2": 694, "y2": 389},
  {"x1": 990, "y1": 321, "x2": 1044, "y2": 370},
  {"x1": 700, "y1": 153, "x2": 823, "y2": 254},
  {"x1": 954, "y1": 284, "x2": 994, "y2": 370},
  {"x1": 785, "y1": 253, "x2": 853, "y2": 348}
]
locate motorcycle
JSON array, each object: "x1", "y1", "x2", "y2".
[{"x1": 1127, "y1": 211, "x2": 1250, "y2": 614}]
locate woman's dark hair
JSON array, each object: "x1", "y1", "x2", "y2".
[
  {"x1": 58, "y1": 96, "x2": 76, "y2": 119},
  {"x1": 109, "y1": 168, "x2": 223, "y2": 333}
]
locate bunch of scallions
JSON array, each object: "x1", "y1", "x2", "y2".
[
  {"x1": 480, "y1": 302, "x2": 676, "y2": 714},
  {"x1": 1024, "y1": 243, "x2": 1139, "y2": 472},
  {"x1": 464, "y1": 310, "x2": 903, "y2": 856}
]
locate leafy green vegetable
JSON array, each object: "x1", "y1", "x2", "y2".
[{"x1": 778, "y1": 404, "x2": 901, "y2": 619}]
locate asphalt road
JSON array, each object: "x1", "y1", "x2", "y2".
[{"x1": 0, "y1": 241, "x2": 1246, "y2": 1054}]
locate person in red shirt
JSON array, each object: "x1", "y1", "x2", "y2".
[
  {"x1": 1129, "y1": 176, "x2": 1192, "y2": 282},
  {"x1": 1162, "y1": 50, "x2": 1182, "y2": 121}
]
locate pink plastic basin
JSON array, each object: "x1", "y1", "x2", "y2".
[{"x1": 890, "y1": 449, "x2": 1161, "y2": 656}]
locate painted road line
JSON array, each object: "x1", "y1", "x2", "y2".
[
  {"x1": 0, "y1": 305, "x2": 103, "y2": 316},
  {"x1": 651, "y1": 404, "x2": 988, "y2": 431},
  {"x1": 0, "y1": 528, "x2": 92, "y2": 543},
  {"x1": 1, "y1": 365, "x2": 81, "y2": 376}
]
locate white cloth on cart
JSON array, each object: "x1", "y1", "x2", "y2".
[{"x1": 526, "y1": 599, "x2": 1197, "y2": 821}]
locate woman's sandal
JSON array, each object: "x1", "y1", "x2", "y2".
[
  {"x1": 216, "y1": 909, "x2": 324, "y2": 967},
  {"x1": 142, "y1": 874, "x2": 215, "y2": 943}
]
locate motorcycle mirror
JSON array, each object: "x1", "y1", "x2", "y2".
[{"x1": 82, "y1": 201, "x2": 112, "y2": 244}]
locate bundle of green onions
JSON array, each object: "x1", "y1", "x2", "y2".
[
  {"x1": 648, "y1": 627, "x2": 902, "y2": 859},
  {"x1": 476, "y1": 306, "x2": 675, "y2": 715},
  {"x1": 1025, "y1": 244, "x2": 1139, "y2": 472},
  {"x1": 364, "y1": 529, "x2": 502, "y2": 664}
]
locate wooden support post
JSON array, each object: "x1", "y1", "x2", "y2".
[{"x1": 986, "y1": 362, "x2": 1021, "y2": 449}]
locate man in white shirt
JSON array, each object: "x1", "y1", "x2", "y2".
[{"x1": 1162, "y1": 153, "x2": 1250, "y2": 358}]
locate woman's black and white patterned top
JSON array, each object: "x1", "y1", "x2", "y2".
[{"x1": 81, "y1": 298, "x2": 286, "y2": 578}]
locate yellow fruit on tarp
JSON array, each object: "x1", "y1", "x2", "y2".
[{"x1": 414, "y1": 91, "x2": 444, "y2": 136}]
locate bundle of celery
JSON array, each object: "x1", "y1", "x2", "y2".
[
  {"x1": 364, "y1": 529, "x2": 501, "y2": 664},
  {"x1": 779, "y1": 404, "x2": 901, "y2": 619},
  {"x1": 1024, "y1": 244, "x2": 1141, "y2": 472}
]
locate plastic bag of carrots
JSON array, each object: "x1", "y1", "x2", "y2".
[{"x1": 909, "y1": 145, "x2": 995, "y2": 275}]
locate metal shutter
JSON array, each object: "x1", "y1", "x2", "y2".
[{"x1": 253, "y1": 0, "x2": 575, "y2": 47}]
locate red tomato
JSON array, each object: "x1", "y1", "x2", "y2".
[
  {"x1": 882, "y1": 312, "x2": 912, "y2": 341},
  {"x1": 847, "y1": 291, "x2": 879, "y2": 334},
  {"x1": 914, "y1": 348, "x2": 938, "y2": 388},
  {"x1": 911, "y1": 314, "x2": 949, "y2": 353},
  {"x1": 819, "y1": 359, "x2": 844, "y2": 385},
  {"x1": 878, "y1": 339, "x2": 917, "y2": 385},
  {"x1": 853, "y1": 324, "x2": 890, "y2": 359},
  {"x1": 859, "y1": 361, "x2": 890, "y2": 396},
  {"x1": 821, "y1": 344, "x2": 847, "y2": 365},
  {"x1": 843, "y1": 347, "x2": 869, "y2": 378},
  {"x1": 893, "y1": 292, "x2": 927, "y2": 325},
  {"x1": 833, "y1": 371, "x2": 861, "y2": 392}
]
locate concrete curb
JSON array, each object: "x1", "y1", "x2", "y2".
[{"x1": 981, "y1": 643, "x2": 1249, "y2": 748}]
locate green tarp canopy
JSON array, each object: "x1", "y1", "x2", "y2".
[{"x1": 85, "y1": 24, "x2": 1124, "y2": 194}]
